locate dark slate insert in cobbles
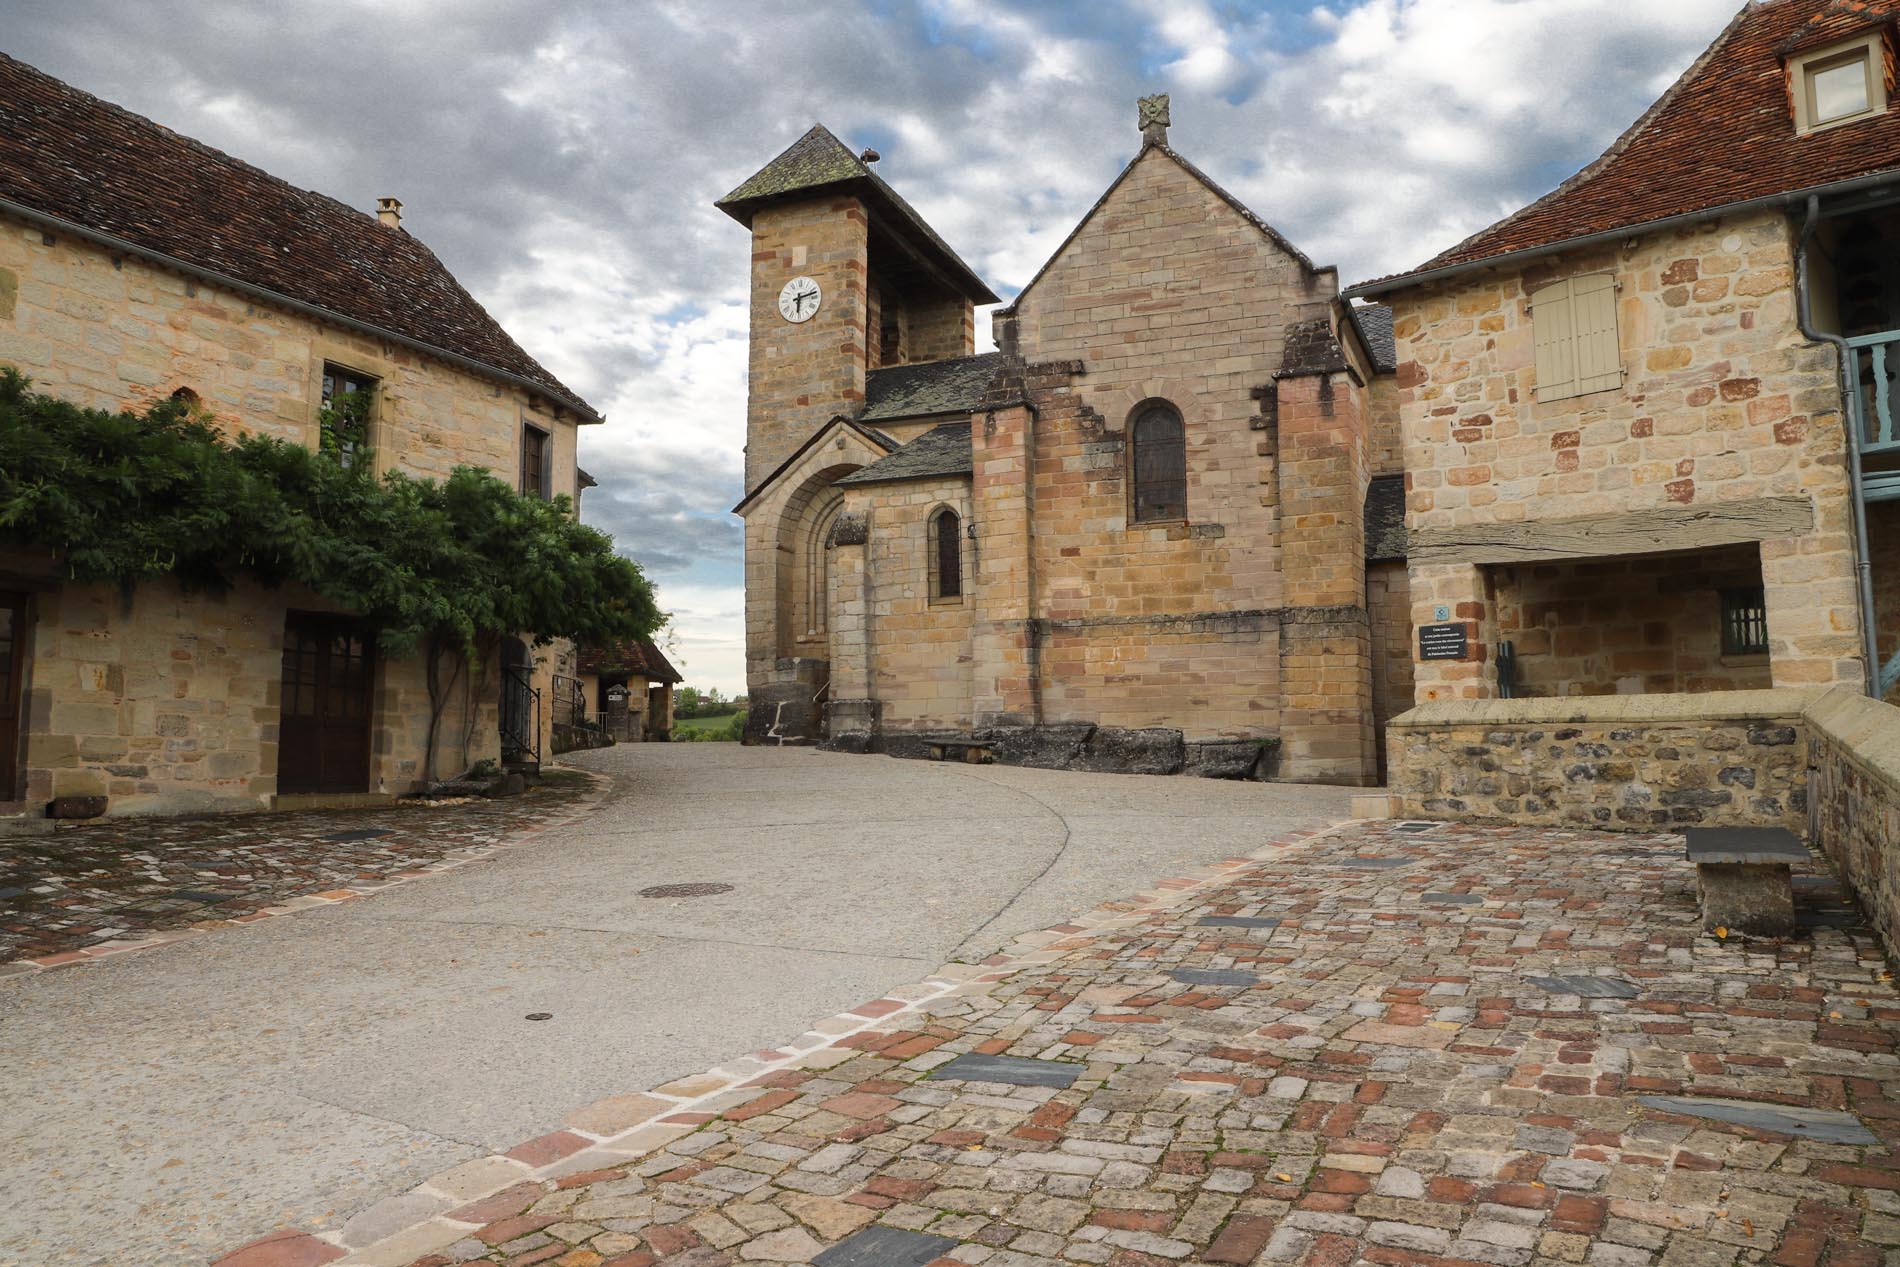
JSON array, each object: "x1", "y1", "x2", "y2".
[
  {"x1": 1526, "y1": 974, "x2": 1641, "y2": 999},
  {"x1": 1331, "y1": 857, "x2": 1412, "y2": 869},
  {"x1": 1423, "y1": 892, "x2": 1483, "y2": 905},
  {"x1": 813, "y1": 1226, "x2": 960, "y2": 1267},
  {"x1": 1393, "y1": 822, "x2": 1440, "y2": 833},
  {"x1": 321, "y1": 828, "x2": 392, "y2": 843},
  {"x1": 1194, "y1": 915, "x2": 1280, "y2": 929},
  {"x1": 1169, "y1": 967, "x2": 1261, "y2": 986},
  {"x1": 1638, "y1": 1095, "x2": 1878, "y2": 1145},
  {"x1": 930, "y1": 1052, "x2": 1080, "y2": 1088}
]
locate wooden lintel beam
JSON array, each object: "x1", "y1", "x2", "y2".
[{"x1": 1408, "y1": 496, "x2": 1816, "y2": 566}]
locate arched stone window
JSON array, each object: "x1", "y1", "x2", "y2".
[
  {"x1": 929, "y1": 507, "x2": 962, "y2": 601},
  {"x1": 1130, "y1": 401, "x2": 1186, "y2": 523}
]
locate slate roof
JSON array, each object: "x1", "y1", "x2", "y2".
[
  {"x1": 1350, "y1": 0, "x2": 1900, "y2": 296},
  {"x1": 1364, "y1": 475, "x2": 1407, "y2": 562},
  {"x1": 861, "y1": 352, "x2": 1002, "y2": 422},
  {"x1": 717, "y1": 125, "x2": 998, "y2": 304},
  {"x1": 1368, "y1": 471, "x2": 1413, "y2": 558},
  {"x1": 1275, "y1": 317, "x2": 1353, "y2": 379},
  {"x1": 577, "y1": 637, "x2": 682, "y2": 684},
  {"x1": 836, "y1": 423, "x2": 972, "y2": 486},
  {"x1": 0, "y1": 54, "x2": 598, "y2": 419},
  {"x1": 1349, "y1": 304, "x2": 1397, "y2": 374}
]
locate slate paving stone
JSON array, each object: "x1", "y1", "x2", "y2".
[
  {"x1": 1421, "y1": 891, "x2": 1482, "y2": 905},
  {"x1": 1167, "y1": 968, "x2": 1260, "y2": 986},
  {"x1": 1524, "y1": 973, "x2": 1642, "y2": 998},
  {"x1": 1193, "y1": 915, "x2": 1280, "y2": 928},
  {"x1": 812, "y1": 1226, "x2": 959, "y2": 1267},
  {"x1": 0, "y1": 773, "x2": 597, "y2": 961},
  {"x1": 1329, "y1": 856, "x2": 1411, "y2": 869},
  {"x1": 1392, "y1": 822, "x2": 1440, "y2": 833},
  {"x1": 1637, "y1": 1095, "x2": 1880, "y2": 1145},
  {"x1": 929, "y1": 1052, "x2": 1080, "y2": 1088}
]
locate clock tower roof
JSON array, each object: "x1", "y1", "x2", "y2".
[{"x1": 717, "y1": 123, "x2": 998, "y2": 305}]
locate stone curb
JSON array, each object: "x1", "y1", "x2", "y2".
[
  {"x1": 2, "y1": 769, "x2": 617, "y2": 980},
  {"x1": 229, "y1": 817, "x2": 1360, "y2": 1267}
]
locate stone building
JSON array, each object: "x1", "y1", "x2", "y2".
[
  {"x1": 0, "y1": 54, "x2": 598, "y2": 819},
  {"x1": 1347, "y1": 0, "x2": 1899, "y2": 711},
  {"x1": 721, "y1": 101, "x2": 1408, "y2": 784},
  {"x1": 1345, "y1": 0, "x2": 1900, "y2": 829},
  {"x1": 572, "y1": 637, "x2": 683, "y2": 742}
]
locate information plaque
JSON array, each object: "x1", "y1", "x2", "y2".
[{"x1": 1419, "y1": 622, "x2": 1469, "y2": 661}]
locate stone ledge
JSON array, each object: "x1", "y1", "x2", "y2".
[
  {"x1": 1388, "y1": 686, "x2": 1821, "y2": 730},
  {"x1": 1804, "y1": 688, "x2": 1900, "y2": 791}
]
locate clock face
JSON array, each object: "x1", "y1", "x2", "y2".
[{"x1": 778, "y1": 275, "x2": 821, "y2": 324}]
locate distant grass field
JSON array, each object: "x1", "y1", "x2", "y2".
[{"x1": 673, "y1": 709, "x2": 744, "y2": 740}]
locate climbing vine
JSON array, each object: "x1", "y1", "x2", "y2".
[{"x1": 0, "y1": 368, "x2": 661, "y2": 660}]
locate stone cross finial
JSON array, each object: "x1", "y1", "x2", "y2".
[{"x1": 1138, "y1": 93, "x2": 1170, "y2": 145}]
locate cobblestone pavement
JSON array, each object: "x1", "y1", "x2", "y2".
[
  {"x1": 321, "y1": 819, "x2": 1897, "y2": 1267},
  {"x1": 0, "y1": 771, "x2": 600, "y2": 965}
]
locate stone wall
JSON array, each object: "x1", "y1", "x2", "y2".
[
  {"x1": 9, "y1": 573, "x2": 498, "y2": 816},
  {"x1": 1805, "y1": 688, "x2": 1900, "y2": 953},
  {"x1": 1388, "y1": 209, "x2": 1864, "y2": 702},
  {"x1": 1495, "y1": 544, "x2": 1774, "y2": 696},
  {"x1": 1387, "y1": 690, "x2": 1813, "y2": 833},
  {"x1": 0, "y1": 213, "x2": 582, "y2": 498},
  {"x1": 1366, "y1": 559, "x2": 1413, "y2": 778}
]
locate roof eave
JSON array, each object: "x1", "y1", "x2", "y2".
[
  {"x1": 716, "y1": 177, "x2": 998, "y2": 306},
  {"x1": 1343, "y1": 166, "x2": 1900, "y2": 301},
  {"x1": 0, "y1": 195, "x2": 606, "y2": 424}
]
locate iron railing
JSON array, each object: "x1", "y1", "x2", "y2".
[
  {"x1": 500, "y1": 663, "x2": 541, "y2": 770},
  {"x1": 552, "y1": 673, "x2": 588, "y2": 729},
  {"x1": 1843, "y1": 330, "x2": 1900, "y2": 696}
]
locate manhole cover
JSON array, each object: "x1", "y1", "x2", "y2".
[{"x1": 639, "y1": 883, "x2": 735, "y2": 899}]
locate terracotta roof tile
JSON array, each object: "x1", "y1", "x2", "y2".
[
  {"x1": 577, "y1": 637, "x2": 682, "y2": 683},
  {"x1": 1354, "y1": 0, "x2": 1900, "y2": 294},
  {"x1": 0, "y1": 53, "x2": 597, "y2": 418}
]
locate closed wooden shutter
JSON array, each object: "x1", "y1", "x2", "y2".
[
  {"x1": 1572, "y1": 274, "x2": 1622, "y2": 394},
  {"x1": 1532, "y1": 274, "x2": 1619, "y2": 402}
]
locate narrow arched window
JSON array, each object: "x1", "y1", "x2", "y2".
[
  {"x1": 932, "y1": 508, "x2": 962, "y2": 600},
  {"x1": 1131, "y1": 402, "x2": 1186, "y2": 523}
]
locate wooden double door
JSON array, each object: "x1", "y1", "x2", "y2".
[{"x1": 278, "y1": 612, "x2": 375, "y2": 795}]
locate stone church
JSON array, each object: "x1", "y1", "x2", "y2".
[{"x1": 721, "y1": 98, "x2": 1410, "y2": 785}]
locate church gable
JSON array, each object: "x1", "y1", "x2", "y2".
[{"x1": 1003, "y1": 143, "x2": 1330, "y2": 373}]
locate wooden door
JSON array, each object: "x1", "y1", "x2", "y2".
[
  {"x1": 0, "y1": 593, "x2": 26, "y2": 800},
  {"x1": 278, "y1": 613, "x2": 375, "y2": 795}
]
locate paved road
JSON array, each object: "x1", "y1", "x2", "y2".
[{"x1": 0, "y1": 745, "x2": 1356, "y2": 1267}]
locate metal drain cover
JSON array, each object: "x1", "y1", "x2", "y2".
[{"x1": 639, "y1": 882, "x2": 735, "y2": 898}]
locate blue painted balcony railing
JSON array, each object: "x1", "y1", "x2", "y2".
[{"x1": 1843, "y1": 331, "x2": 1900, "y2": 696}]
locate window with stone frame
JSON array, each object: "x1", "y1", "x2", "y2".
[
  {"x1": 520, "y1": 423, "x2": 551, "y2": 499},
  {"x1": 1130, "y1": 402, "x2": 1186, "y2": 523},
  {"x1": 930, "y1": 506, "x2": 962, "y2": 601},
  {"x1": 1720, "y1": 586, "x2": 1770, "y2": 656},
  {"x1": 319, "y1": 364, "x2": 377, "y2": 467}
]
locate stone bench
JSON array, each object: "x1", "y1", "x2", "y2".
[
  {"x1": 1684, "y1": 827, "x2": 1808, "y2": 936},
  {"x1": 927, "y1": 739, "x2": 993, "y2": 765}
]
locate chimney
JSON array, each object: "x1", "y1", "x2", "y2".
[
  {"x1": 375, "y1": 197, "x2": 403, "y2": 229},
  {"x1": 1138, "y1": 93, "x2": 1170, "y2": 147}
]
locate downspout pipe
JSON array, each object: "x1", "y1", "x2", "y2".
[{"x1": 1796, "y1": 193, "x2": 1881, "y2": 699}]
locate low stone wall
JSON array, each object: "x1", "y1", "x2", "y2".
[
  {"x1": 1387, "y1": 689, "x2": 1816, "y2": 833},
  {"x1": 1805, "y1": 689, "x2": 1900, "y2": 953},
  {"x1": 827, "y1": 724, "x2": 1280, "y2": 780}
]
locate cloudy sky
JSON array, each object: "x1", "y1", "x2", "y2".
[{"x1": 10, "y1": 0, "x2": 1741, "y2": 693}]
